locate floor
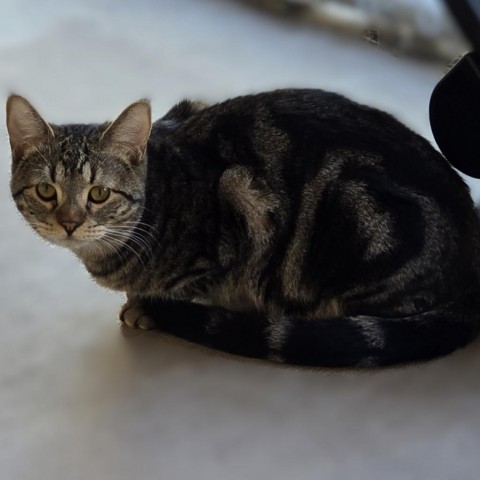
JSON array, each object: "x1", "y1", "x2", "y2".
[{"x1": 1, "y1": 0, "x2": 480, "y2": 479}]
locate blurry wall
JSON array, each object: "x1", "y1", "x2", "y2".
[{"x1": 237, "y1": 0, "x2": 467, "y2": 61}]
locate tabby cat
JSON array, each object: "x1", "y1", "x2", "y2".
[{"x1": 7, "y1": 89, "x2": 480, "y2": 367}]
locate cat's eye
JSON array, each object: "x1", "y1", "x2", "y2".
[
  {"x1": 88, "y1": 186, "x2": 111, "y2": 204},
  {"x1": 36, "y1": 183, "x2": 57, "y2": 201}
]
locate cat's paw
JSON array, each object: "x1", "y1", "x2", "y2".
[{"x1": 119, "y1": 301, "x2": 156, "y2": 330}]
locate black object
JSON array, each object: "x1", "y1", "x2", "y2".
[{"x1": 429, "y1": 0, "x2": 480, "y2": 178}]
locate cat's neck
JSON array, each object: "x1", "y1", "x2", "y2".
[
  {"x1": 74, "y1": 228, "x2": 150, "y2": 291},
  {"x1": 75, "y1": 152, "x2": 218, "y2": 294}
]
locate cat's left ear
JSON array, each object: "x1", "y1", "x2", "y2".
[{"x1": 101, "y1": 99, "x2": 152, "y2": 163}]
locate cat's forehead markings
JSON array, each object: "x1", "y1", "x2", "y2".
[
  {"x1": 81, "y1": 161, "x2": 93, "y2": 183},
  {"x1": 53, "y1": 162, "x2": 66, "y2": 182},
  {"x1": 53, "y1": 127, "x2": 99, "y2": 183}
]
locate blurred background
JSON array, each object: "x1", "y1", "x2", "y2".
[{"x1": 1, "y1": 0, "x2": 480, "y2": 479}]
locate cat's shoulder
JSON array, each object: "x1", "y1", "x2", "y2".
[
  {"x1": 161, "y1": 99, "x2": 210, "y2": 122},
  {"x1": 150, "y1": 99, "x2": 209, "y2": 135}
]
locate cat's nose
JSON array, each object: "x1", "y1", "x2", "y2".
[
  {"x1": 60, "y1": 221, "x2": 83, "y2": 236},
  {"x1": 55, "y1": 203, "x2": 86, "y2": 236}
]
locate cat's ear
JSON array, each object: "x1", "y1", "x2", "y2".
[
  {"x1": 6, "y1": 95, "x2": 54, "y2": 159},
  {"x1": 101, "y1": 100, "x2": 152, "y2": 163}
]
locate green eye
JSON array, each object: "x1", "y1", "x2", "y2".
[
  {"x1": 36, "y1": 183, "x2": 57, "y2": 201},
  {"x1": 89, "y1": 186, "x2": 111, "y2": 203}
]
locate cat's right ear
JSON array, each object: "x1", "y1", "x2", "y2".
[{"x1": 6, "y1": 95, "x2": 54, "y2": 160}]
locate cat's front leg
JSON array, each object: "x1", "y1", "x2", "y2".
[{"x1": 119, "y1": 296, "x2": 156, "y2": 330}]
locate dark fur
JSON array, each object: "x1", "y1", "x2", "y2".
[{"x1": 9, "y1": 89, "x2": 480, "y2": 367}]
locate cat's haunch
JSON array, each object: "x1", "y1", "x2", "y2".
[{"x1": 7, "y1": 89, "x2": 480, "y2": 367}]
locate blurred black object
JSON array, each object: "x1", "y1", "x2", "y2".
[{"x1": 430, "y1": 0, "x2": 480, "y2": 178}]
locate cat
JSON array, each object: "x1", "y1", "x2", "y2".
[{"x1": 7, "y1": 89, "x2": 480, "y2": 367}]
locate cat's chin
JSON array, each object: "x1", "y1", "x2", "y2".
[
  {"x1": 42, "y1": 231, "x2": 129, "y2": 260},
  {"x1": 46, "y1": 235, "x2": 101, "y2": 255}
]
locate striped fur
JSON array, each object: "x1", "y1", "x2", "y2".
[{"x1": 8, "y1": 89, "x2": 480, "y2": 367}]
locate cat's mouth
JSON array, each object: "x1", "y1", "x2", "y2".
[
  {"x1": 56, "y1": 230, "x2": 127, "y2": 256},
  {"x1": 41, "y1": 230, "x2": 101, "y2": 251}
]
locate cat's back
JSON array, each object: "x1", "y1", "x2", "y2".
[
  {"x1": 156, "y1": 89, "x2": 477, "y2": 239},
  {"x1": 171, "y1": 88, "x2": 425, "y2": 148},
  {"x1": 168, "y1": 89, "x2": 466, "y2": 197},
  {"x1": 166, "y1": 89, "x2": 453, "y2": 185}
]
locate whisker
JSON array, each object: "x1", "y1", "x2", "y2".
[
  {"x1": 102, "y1": 232, "x2": 147, "y2": 268},
  {"x1": 108, "y1": 225, "x2": 160, "y2": 248},
  {"x1": 105, "y1": 231, "x2": 154, "y2": 263},
  {"x1": 94, "y1": 235, "x2": 129, "y2": 265}
]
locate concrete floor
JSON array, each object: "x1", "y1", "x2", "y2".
[{"x1": 1, "y1": 0, "x2": 480, "y2": 479}]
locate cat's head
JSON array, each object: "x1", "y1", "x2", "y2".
[{"x1": 7, "y1": 95, "x2": 152, "y2": 257}]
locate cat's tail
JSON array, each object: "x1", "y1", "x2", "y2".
[{"x1": 142, "y1": 293, "x2": 480, "y2": 367}]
